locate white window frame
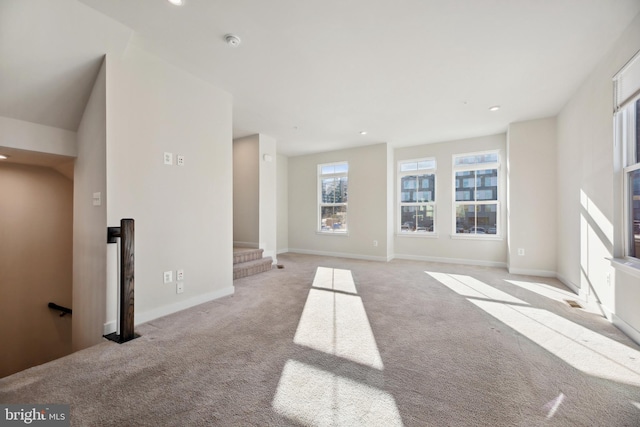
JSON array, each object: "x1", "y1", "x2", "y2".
[
  {"x1": 317, "y1": 161, "x2": 348, "y2": 234},
  {"x1": 618, "y1": 96, "x2": 640, "y2": 261},
  {"x1": 451, "y1": 150, "x2": 501, "y2": 238},
  {"x1": 397, "y1": 158, "x2": 437, "y2": 237}
]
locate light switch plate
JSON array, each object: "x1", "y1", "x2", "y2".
[
  {"x1": 164, "y1": 152, "x2": 173, "y2": 165},
  {"x1": 163, "y1": 271, "x2": 173, "y2": 284}
]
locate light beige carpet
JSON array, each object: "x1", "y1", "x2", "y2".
[{"x1": 1, "y1": 253, "x2": 640, "y2": 426}]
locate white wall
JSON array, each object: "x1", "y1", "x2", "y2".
[
  {"x1": 0, "y1": 116, "x2": 77, "y2": 157},
  {"x1": 277, "y1": 153, "x2": 289, "y2": 254},
  {"x1": 105, "y1": 45, "x2": 233, "y2": 328},
  {"x1": 233, "y1": 135, "x2": 259, "y2": 247},
  {"x1": 259, "y1": 134, "x2": 277, "y2": 262},
  {"x1": 507, "y1": 118, "x2": 557, "y2": 276},
  {"x1": 556, "y1": 12, "x2": 640, "y2": 336},
  {"x1": 288, "y1": 143, "x2": 389, "y2": 261},
  {"x1": 394, "y1": 134, "x2": 508, "y2": 267},
  {"x1": 73, "y1": 59, "x2": 107, "y2": 350}
]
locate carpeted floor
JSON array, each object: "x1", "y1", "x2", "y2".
[{"x1": 1, "y1": 253, "x2": 640, "y2": 426}]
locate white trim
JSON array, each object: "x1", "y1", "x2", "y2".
[
  {"x1": 233, "y1": 241, "x2": 258, "y2": 248},
  {"x1": 609, "y1": 257, "x2": 640, "y2": 279},
  {"x1": 288, "y1": 248, "x2": 388, "y2": 262},
  {"x1": 396, "y1": 232, "x2": 439, "y2": 239},
  {"x1": 449, "y1": 234, "x2": 503, "y2": 241},
  {"x1": 104, "y1": 286, "x2": 236, "y2": 334},
  {"x1": 316, "y1": 231, "x2": 349, "y2": 236},
  {"x1": 393, "y1": 253, "x2": 507, "y2": 268},
  {"x1": 276, "y1": 248, "x2": 289, "y2": 255},
  {"x1": 612, "y1": 313, "x2": 640, "y2": 346},
  {"x1": 555, "y1": 272, "x2": 580, "y2": 295},
  {"x1": 508, "y1": 268, "x2": 557, "y2": 278}
]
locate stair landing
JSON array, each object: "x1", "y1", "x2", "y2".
[{"x1": 233, "y1": 247, "x2": 273, "y2": 280}]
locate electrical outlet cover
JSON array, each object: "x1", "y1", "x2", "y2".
[
  {"x1": 164, "y1": 152, "x2": 173, "y2": 165},
  {"x1": 176, "y1": 282, "x2": 184, "y2": 294},
  {"x1": 163, "y1": 271, "x2": 173, "y2": 284},
  {"x1": 177, "y1": 269, "x2": 184, "y2": 280}
]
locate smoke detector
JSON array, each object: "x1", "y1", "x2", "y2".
[{"x1": 224, "y1": 34, "x2": 241, "y2": 47}]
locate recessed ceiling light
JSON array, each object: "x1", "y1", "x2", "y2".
[
  {"x1": 167, "y1": 0, "x2": 184, "y2": 5},
  {"x1": 489, "y1": 105, "x2": 501, "y2": 112},
  {"x1": 224, "y1": 34, "x2": 241, "y2": 47},
  {"x1": 0, "y1": 154, "x2": 8, "y2": 160},
  {"x1": 360, "y1": 131, "x2": 367, "y2": 135}
]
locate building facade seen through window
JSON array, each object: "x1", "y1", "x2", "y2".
[
  {"x1": 318, "y1": 162, "x2": 348, "y2": 233},
  {"x1": 398, "y1": 159, "x2": 436, "y2": 233},
  {"x1": 453, "y1": 152, "x2": 499, "y2": 235}
]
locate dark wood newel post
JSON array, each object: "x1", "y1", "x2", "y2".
[
  {"x1": 105, "y1": 218, "x2": 139, "y2": 343},
  {"x1": 119, "y1": 219, "x2": 135, "y2": 342}
]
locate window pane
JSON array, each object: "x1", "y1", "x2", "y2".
[
  {"x1": 418, "y1": 174, "x2": 435, "y2": 201},
  {"x1": 477, "y1": 169, "x2": 497, "y2": 200},
  {"x1": 455, "y1": 205, "x2": 475, "y2": 233},
  {"x1": 334, "y1": 163, "x2": 348, "y2": 174},
  {"x1": 635, "y1": 99, "x2": 640, "y2": 164},
  {"x1": 400, "y1": 162, "x2": 418, "y2": 172},
  {"x1": 400, "y1": 205, "x2": 434, "y2": 232},
  {"x1": 630, "y1": 169, "x2": 640, "y2": 258},
  {"x1": 476, "y1": 204, "x2": 497, "y2": 234},
  {"x1": 322, "y1": 177, "x2": 347, "y2": 203},
  {"x1": 456, "y1": 171, "x2": 475, "y2": 200},
  {"x1": 321, "y1": 205, "x2": 347, "y2": 232},
  {"x1": 401, "y1": 175, "x2": 417, "y2": 202},
  {"x1": 454, "y1": 152, "x2": 498, "y2": 166},
  {"x1": 417, "y1": 159, "x2": 436, "y2": 170},
  {"x1": 321, "y1": 165, "x2": 335, "y2": 175}
]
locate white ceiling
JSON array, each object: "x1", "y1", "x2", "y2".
[{"x1": 2, "y1": 0, "x2": 640, "y2": 157}]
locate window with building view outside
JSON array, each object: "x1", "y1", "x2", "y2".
[
  {"x1": 453, "y1": 152, "x2": 499, "y2": 235},
  {"x1": 622, "y1": 98, "x2": 640, "y2": 259},
  {"x1": 398, "y1": 158, "x2": 436, "y2": 234},
  {"x1": 318, "y1": 162, "x2": 348, "y2": 233}
]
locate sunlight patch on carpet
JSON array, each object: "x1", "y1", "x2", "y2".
[
  {"x1": 294, "y1": 268, "x2": 383, "y2": 370},
  {"x1": 429, "y1": 272, "x2": 640, "y2": 387},
  {"x1": 544, "y1": 392, "x2": 565, "y2": 418},
  {"x1": 272, "y1": 360, "x2": 403, "y2": 427}
]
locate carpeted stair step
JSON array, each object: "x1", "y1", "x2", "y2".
[
  {"x1": 233, "y1": 248, "x2": 264, "y2": 265},
  {"x1": 233, "y1": 256, "x2": 273, "y2": 280}
]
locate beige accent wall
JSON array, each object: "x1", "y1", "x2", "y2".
[
  {"x1": 73, "y1": 58, "x2": 107, "y2": 350},
  {"x1": 507, "y1": 118, "x2": 557, "y2": 276},
  {"x1": 233, "y1": 135, "x2": 259, "y2": 247},
  {"x1": 394, "y1": 134, "x2": 508, "y2": 266},
  {"x1": 288, "y1": 143, "x2": 389, "y2": 260},
  {"x1": 0, "y1": 163, "x2": 73, "y2": 377},
  {"x1": 556, "y1": 12, "x2": 640, "y2": 338},
  {"x1": 106, "y1": 45, "x2": 233, "y2": 327}
]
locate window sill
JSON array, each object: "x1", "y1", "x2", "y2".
[
  {"x1": 449, "y1": 234, "x2": 503, "y2": 241},
  {"x1": 609, "y1": 257, "x2": 640, "y2": 279},
  {"x1": 316, "y1": 231, "x2": 349, "y2": 237},
  {"x1": 396, "y1": 232, "x2": 439, "y2": 239}
]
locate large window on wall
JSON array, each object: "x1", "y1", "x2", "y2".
[
  {"x1": 614, "y1": 49, "x2": 640, "y2": 261},
  {"x1": 318, "y1": 162, "x2": 348, "y2": 233},
  {"x1": 619, "y1": 98, "x2": 640, "y2": 259},
  {"x1": 398, "y1": 158, "x2": 436, "y2": 234},
  {"x1": 453, "y1": 151, "x2": 499, "y2": 236}
]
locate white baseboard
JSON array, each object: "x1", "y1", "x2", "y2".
[
  {"x1": 508, "y1": 268, "x2": 557, "y2": 278},
  {"x1": 103, "y1": 286, "x2": 235, "y2": 335},
  {"x1": 276, "y1": 248, "x2": 289, "y2": 255},
  {"x1": 393, "y1": 253, "x2": 507, "y2": 269},
  {"x1": 234, "y1": 241, "x2": 258, "y2": 248},
  {"x1": 612, "y1": 313, "x2": 640, "y2": 346},
  {"x1": 555, "y1": 272, "x2": 581, "y2": 296},
  {"x1": 288, "y1": 248, "x2": 389, "y2": 262}
]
